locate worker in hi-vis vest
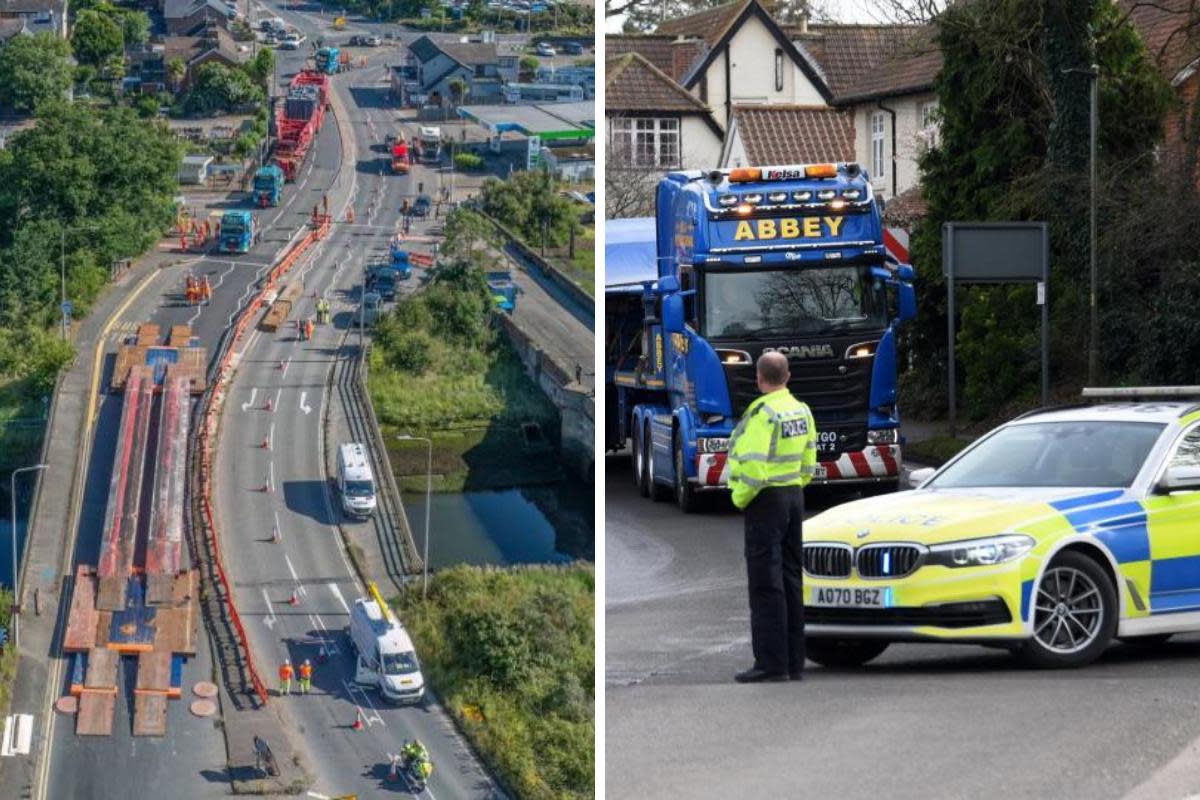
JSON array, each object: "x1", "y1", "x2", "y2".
[{"x1": 726, "y1": 351, "x2": 818, "y2": 684}]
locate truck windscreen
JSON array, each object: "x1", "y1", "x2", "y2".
[{"x1": 702, "y1": 265, "x2": 886, "y2": 339}]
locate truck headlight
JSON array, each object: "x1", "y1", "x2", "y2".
[
  {"x1": 927, "y1": 534, "x2": 1035, "y2": 568},
  {"x1": 697, "y1": 437, "x2": 729, "y2": 454},
  {"x1": 867, "y1": 429, "x2": 898, "y2": 445}
]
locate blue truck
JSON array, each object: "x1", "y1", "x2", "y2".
[
  {"x1": 220, "y1": 210, "x2": 256, "y2": 253},
  {"x1": 387, "y1": 240, "x2": 413, "y2": 279},
  {"x1": 315, "y1": 46, "x2": 341, "y2": 75},
  {"x1": 487, "y1": 271, "x2": 516, "y2": 312},
  {"x1": 605, "y1": 162, "x2": 916, "y2": 512},
  {"x1": 253, "y1": 164, "x2": 285, "y2": 207}
]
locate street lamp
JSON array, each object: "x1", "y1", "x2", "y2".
[
  {"x1": 395, "y1": 435, "x2": 431, "y2": 598},
  {"x1": 10, "y1": 464, "x2": 47, "y2": 649},
  {"x1": 1063, "y1": 64, "x2": 1099, "y2": 384}
]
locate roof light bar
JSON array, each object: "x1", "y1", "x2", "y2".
[
  {"x1": 724, "y1": 163, "x2": 861, "y2": 183},
  {"x1": 1081, "y1": 386, "x2": 1200, "y2": 399}
]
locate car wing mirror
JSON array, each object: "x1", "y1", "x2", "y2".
[
  {"x1": 908, "y1": 466, "x2": 936, "y2": 488},
  {"x1": 1158, "y1": 465, "x2": 1200, "y2": 494}
]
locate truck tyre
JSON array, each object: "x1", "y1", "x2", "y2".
[
  {"x1": 633, "y1": 421, "x2": 649, "y2": 498},
  {"x1": 646, "y1": 424, "x2": 670, "y2": 502},
  {"x1": 673, "y1": 431, "x2": 700, "y2": 513},
  {"x1": 805, "y1": 639, "x2": 889, "y2": 668},
  {"x1": 1017, "y1": 550, "x2": 1117, "y2": 669}
]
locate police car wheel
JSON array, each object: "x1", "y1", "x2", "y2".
[
  {"x1": 1018, "y1": 551, "x2": 1117, "y2": 669},
  {"x1": 633, "y1": 423, "x2": 649, "y2": 498},
  {"x1": 673, "y1": 432, "x2": 700, "y2": 513},
  {"x1": 805, "y1": 638, "x2": 889, "y2": 668}
]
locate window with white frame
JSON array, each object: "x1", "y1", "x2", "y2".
[
  {"x1": 870, "y1": 112, "x2": 886, "y2": 187},
  {"x1": 610, "y1": 117, "x2": 680, "y2": 168},
  {"x1": 920, "y1": 101, "x2": 939, "y2": 146}
]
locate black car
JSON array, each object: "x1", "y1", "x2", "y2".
[
  {"x1": 412, "y1": 194, "x2": 432, "y2": 217},
  {"x1": 564, "y1": 42, "x2": 585, "y2": 55}
]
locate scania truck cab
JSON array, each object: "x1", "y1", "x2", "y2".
[{"x1": 605, "y1": 163, "x2": 916, "y2": 512}]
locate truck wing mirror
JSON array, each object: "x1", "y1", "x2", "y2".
[{"x1": 657, "y1": 275, "x2": 680, "y2": 294}]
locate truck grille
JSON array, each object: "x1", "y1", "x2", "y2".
[
  {"x1": 855, "y1": 544, "x2": 923, "y2": 579},
  {"x1": 803, "y1": 544, "x2": 853, "y2": 578}
]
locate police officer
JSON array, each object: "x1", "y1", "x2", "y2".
[{"x1": 727, "y1": 351, "x2": 818, "y2": 683}]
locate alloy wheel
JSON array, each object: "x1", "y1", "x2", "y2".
[{"x1": 1033, "y1": 566, "x2": 1103, "y2": 655}]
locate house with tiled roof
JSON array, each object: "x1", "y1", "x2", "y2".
[
  {"x1": 396, "y1": 35, "x2": 519, "y2": 107},
  {"x1": 606, "y1": 52, "x2": 724, "y2": 171},
  {"x1": 722, "y1": 104, "x2": 854, "y2": 167}
]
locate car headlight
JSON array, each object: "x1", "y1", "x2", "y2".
[
  {"x1": 867, "y1": 428, "x2": 898, "y2": 445},
  {"x1": 697, "y1": 437, "x2": 729, "y2": 454},
  {"x1": 926, "y1": 534, "x2": 1034, "y2": 568}
]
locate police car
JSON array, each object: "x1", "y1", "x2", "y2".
[{"x1": 802, "y1": 388, "x2": 1200, "y2": 668}]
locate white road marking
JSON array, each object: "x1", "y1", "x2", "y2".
[
  {"x1": 273, "y1": 509, "x2": 282, "y2": 543},
  {"x1": 344, "y1": 681, "x2": 385, "y2": 727},
  {"x1": 285, "y1": 554, "x2": 308, "y2": 597},
  {"x1": 306, "y1": 793, "x2": 330, "y2": 800},
  {"x1": 281, "y1": 356, "x2": 291, "y2": 376},
  {"x1": 241, "y1": 387, "x2": 258, "y2": 412},
  {"x1": 268, "y1": 461, "x2": 275, "y2": 494},
  {"x1": 328, "y1": 582, "x2": 352, "y2": 615},
  {"x1": 272, "y1": 386, "x2": 282, "y2": 412},
  {"x1": 300, "y1": 390, "x2": 312, "y2": 415},
  {"x1": 268, "y1": 421, "x2": 275, "y2": 447},
  {"x1": 262, "y1": 589, "x2": 277, "y2": 630}
]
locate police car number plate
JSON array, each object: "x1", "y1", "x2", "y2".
[{"x1": 810, "y1": 586, "x2": 889, "y2": 608}]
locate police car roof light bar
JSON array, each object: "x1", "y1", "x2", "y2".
[{"x1": 1081, "y1": 386, "x2": 1200, "y2": 400}]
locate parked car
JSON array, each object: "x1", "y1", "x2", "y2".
[
  {"x1": 364, "y1": 35, "x2": 381, "y2": 46},
  {"x1": 279, "y1": 38, "x2": 299, "y2": 50},
  {"x1": 564, "y1": 41, "x2": 585, "y2": 55},
  {"x1": 348, "y1": 34, "x2": 365, "y2": 45},
  {"x1": 536, "y1": 42, "x2": 556, "y2": 57},
  {"x1": 412, "y1": 194, "x2": 432, "y2": 217}
]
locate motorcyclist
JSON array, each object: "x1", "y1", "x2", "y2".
[{"x1": 401, "y1": 739, "x2": 432, "y2": 779}]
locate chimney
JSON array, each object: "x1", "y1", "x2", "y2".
[
  {"x1": 796, "y1": 12, "x2": 808, "y2": 34},
  {"x1": 671, "y1": 36, "x2": 699, "y2": 83}
]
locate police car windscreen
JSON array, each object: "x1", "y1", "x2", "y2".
[
  {"x1": 929, "y1": 421, "x2": 1164, "y2": 489},
  {"x1": 703, "y1": 265, "x2": 886, "y2": 339},
  {"x1": 383, "y1": 651, "x2": 420, "y2": 675}
]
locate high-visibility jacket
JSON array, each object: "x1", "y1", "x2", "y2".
[
  {"x1": 298, "y1": 663, "x2": 313, "y2": 680},
  {"x1": 727, "y1": 387, "x2": 818, "y2": 510},
  {"x1": 279, "y1": 664, "x2": 294, "y2": 681}
]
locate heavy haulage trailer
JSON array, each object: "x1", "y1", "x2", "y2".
[
  {"x1": 605, "y1": 163, "x2": 916, "y2": 513},
  {"x1": 272, "y1": 69, "x2": 330, "y2": 181},
  {"x1": 63, "y1": 325, "x2": 205, "y2": 736}
]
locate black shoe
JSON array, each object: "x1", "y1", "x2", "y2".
[
  {"x1": 790, "y1": 671, "x2": 803, "y2": 681},
  {"x1": 734, "y1": 667, "x2": 789, "y2": 683}
]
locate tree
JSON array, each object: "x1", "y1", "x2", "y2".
[
  {"x1": 243, "y1": 48, "x2": 274, "y2": 89},
  {"x1": 185, "y1": 62, "x2": 263, "y2": 113},
  {"x1": 0, "y1": 33, "x2": 73, "y2": 113},
  {"x1": 166, "y1": 57, "x2": 187, "y2": 93},
  {"x1": 71, "y1": 10, "x2": 124, "y2": 67},
  {"x1": 447, "y1": 76, "x2": 469, "y2": 107},
  {"x1": 119, "y1": 10, "x2": 150, "y2": 47}
]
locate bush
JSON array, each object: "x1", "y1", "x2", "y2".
[
  {"x1": 134, "y1": 94, "x2": 160, "y2": 118},
  {"x1": 454, "y1": 152, "x2": 483, "y2": 171},
  {"x1": 386, "y1": 331, "x2": 435, "y2": 375}
]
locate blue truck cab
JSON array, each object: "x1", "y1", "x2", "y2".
[
  {"x1": 220, "y1": 210, "x2": 256, "y2": 253},
  {"x1": 253, "y1": 164, "x2": 285, "y2": 207},
  {"x1": 388, "y1": 240, "x2": 413, "y2": 279},
  {"x1": 315, "y1": 46, "x2": 340, "y2": 75},
  {"x1": 605, "y1": 162, "x2": 916, "y2": 512},
  {"x1": 487, "y1": 272, "x2": 517, "y2": 313}
]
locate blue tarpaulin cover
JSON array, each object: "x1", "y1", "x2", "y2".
[{"x1": 605, "y1": 217, "x2": 657, "y2": 291}]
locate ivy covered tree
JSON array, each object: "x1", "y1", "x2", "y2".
[
  {"x1": 905, "y1": 0, "x2": 1171, "y2": 418},
  {"x1": 184, "y1": 62, "x2": 264, "y2": 113},
  {"x1": 71, "y1": 9, "x2": 124, "y2": 67}
]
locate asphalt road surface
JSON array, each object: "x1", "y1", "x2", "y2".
[
  {"x1": 606, "y1": 451, "x2": 1200, "y2": 800},
  {"x1": 209, "y1": 9, "x2": 498, "y2": 798}
]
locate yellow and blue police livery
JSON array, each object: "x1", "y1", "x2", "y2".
[{"x1": 802, "y1": 391, "x2": 1200, "y2": 669}]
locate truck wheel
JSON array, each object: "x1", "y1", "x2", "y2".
[
  {"x1": 633, "y1": 422, "x2": 649, "y2": 498},
  {"x1": 646, "y1": 424, "x2": 670, "y2": 502},
  {"x1": 673, "y1": 432, "x2": 700, "y2": 513}
]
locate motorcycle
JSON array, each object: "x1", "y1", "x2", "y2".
[{"x1": 400, "y1": 745, "x2": 434, "y2": 792}]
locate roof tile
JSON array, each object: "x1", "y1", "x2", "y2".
[
  {"x1": 606, "y1": 52, "x2": 713, "y2": 114},
  {"x1": 732, "y1": 104, "x2": 854, "y2": 165}
]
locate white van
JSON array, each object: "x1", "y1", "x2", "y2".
[
  {"x1": 337, "y1": 442, "x2": 377, "y2": 517},
  {"x1": 349, "y1": 596, "x2": 425, "y2": 703}
]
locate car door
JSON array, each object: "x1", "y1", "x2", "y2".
[{"x1": 1145, "y1": 422, "x2": 1200, "y2": 615}]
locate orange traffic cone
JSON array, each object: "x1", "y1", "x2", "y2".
[
  {"x1": 264, "y1": 398, "x2": 273, "y2": 412},
  {"x1": 261, "y1": 437, "x2": 270, "y2": 449},
  {"x1": 387, "y1": 754, "x2": 400, "y2": 782},
  {"x1": 288, "y1": 588, "x2": 299, "y2": 606},
  {"x1": 278, "y1": 360, "x2": 285, "y2": 370},
  {"x1": 352, "y1": 708, "x2": 364, "y2": 730},
  {"x1": 261, "y1": 475, "x2": 271, "y2": 493},
  {"x1": 272, "y1": 525, "x2": 280, "y2": 544}
]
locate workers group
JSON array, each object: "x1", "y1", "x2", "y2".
[
  {"x1": 185, "y1": 274, "x2": 212, "y2": 305},
  {"x1": 278, "y1": 658, "x2": 314, "y2": 695}
]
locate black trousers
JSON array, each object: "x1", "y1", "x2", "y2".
[{"x1": 744, "y1": 485, "x2": 805, "y2": 675}]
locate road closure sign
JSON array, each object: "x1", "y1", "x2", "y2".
[{"x1": 942, "y1": 222, "x2": 1047, "y2": 282}]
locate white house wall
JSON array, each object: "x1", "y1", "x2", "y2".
[
  {"x1": 852, "y1": 91, "x2": 936, "y2": 200},
  {"x1": 681, "y1": 116, "x2": 723, "y2": 168}
]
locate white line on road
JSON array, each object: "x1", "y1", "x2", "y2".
[
  {"x1": 262, "y1": 589, "x2": 277, "y2": 629},
  {"x1": 344, "y1": 681, "x2": 385, "y2": 727},
  {"x1": 268, "y1": 461, "x2": 275, "y2": 494},
  {"x1": 285, "y1": 554, "x2": 307, "y2": 597},
  {"x1": 241, "y1": 387, "x2": 258, "y2": 412},
  {"x1": 300, "y1": 390, "x2": 312, "y2": 415},
  {"x1": 268, "y1": 421, "x2": 275, "y2": 447},
  {"x1": 272, "y1": 386, "x2": 282, "y2": 413},
  {"x1": 328, "y1": 582, "x2": 352, "y2": 615}
]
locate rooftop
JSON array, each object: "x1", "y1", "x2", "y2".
[
  {"x1": 458, "y1": 101, "x2": 595, "y2": 139},
  {"x1": 605, "y1": 52, "x2": 711, "y2": 114},
  {"x1": 731, "y1": 104, "x2": 855, "y2": 165}
]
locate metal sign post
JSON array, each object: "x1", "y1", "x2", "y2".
[{"x1": 943, "y1": 222, "x2": 1049, "y2": 436}]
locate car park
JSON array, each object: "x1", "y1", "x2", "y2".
[{"x1": 802, "y1": 388, "x2": 1200, "y2": 670}]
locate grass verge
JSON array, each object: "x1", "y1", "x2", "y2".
[
  {"x1": 393, "y1": 564, "x2": 594, "y2": 800},
  {"x1": 0, "y1": 588, "x2": 16, "y2": 718}
]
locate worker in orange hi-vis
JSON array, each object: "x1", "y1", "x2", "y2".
[
  {"x1": 298, "y1": 659, "x2": 313, "y2": 694},
  {"x1": 278, "y1": 659, "x2": 294, "y2": 695},
  {"x1": 201, "y1": 275, "x2": 212, "y2": 302}
]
